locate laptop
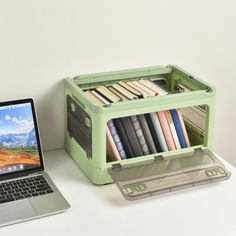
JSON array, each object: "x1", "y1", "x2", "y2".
[{"x1": 0, "y1": 98, "x2": 70, "y2": 227}]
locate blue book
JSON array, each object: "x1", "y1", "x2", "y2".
[{"x1": 170, "y1": 109, "x2": 187, "y2": 148}]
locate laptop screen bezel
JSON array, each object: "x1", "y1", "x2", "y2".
[{"x1": 0, "y1": 98, "x2": 44, "y2": 181}]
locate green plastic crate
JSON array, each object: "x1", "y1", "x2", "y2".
[{"x1": 64, "y1": 65, "x2": 230, "y2": 200}]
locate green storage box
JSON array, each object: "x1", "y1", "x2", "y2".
[{"x1": 64, "y1": 65, "x2": 230, "y2": 200}]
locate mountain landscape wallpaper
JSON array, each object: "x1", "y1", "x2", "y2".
[{"x1": 0, "y1": 103, "x2": 40, "y2": 173}]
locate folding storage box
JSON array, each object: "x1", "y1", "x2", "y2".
[{"x1": 64, "y1": 65, "x2": 230, "y2": 200}]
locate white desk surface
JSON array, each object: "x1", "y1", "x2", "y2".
[{"x1": 1, "y1": 149, "x2": 236, "y2": 236}]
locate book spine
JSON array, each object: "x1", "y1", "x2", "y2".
[
  {"x1": 137, "y1": 114, "x2": 157, "y2": 154},
  {"x1": 145, "y1": 114, "x2": 162, "y2": 152},
  {"x1": 170, "y1": 109, "x2": 187, "y2": 148},
  {"x1": 165, "y1": 110, "x2": 181, "y2": 149},
  {"x1": 149, "y1": 112, "x2": 168, "y2": 152},
  {"x1": 120, "y1": 117, "x2": 143, "y2": 157},
  {"x1": 130, "y1": 115, "x2": 150, "y2": 155},
  {"x1": 113, "y1": 118, "x2": 134, "y2": 158},
  {"x1": 177, "y1": 109, "x2": 191, "y2": 147},
  {"x1": 157, "y1": 111, "x2": 176, "y2": 151},
  {"x1": 106, "y1": 128, "x2": 121, "y2": 161},
  {"x1": 107, "y1": 120, "x2": 127, "y2": 159}
]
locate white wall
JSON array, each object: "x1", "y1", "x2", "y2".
[{"x1": 0, "y1": 1, "x2": 236, "y2": 165}]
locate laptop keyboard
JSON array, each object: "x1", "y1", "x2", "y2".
[{"x1": 0, "y1": 175, "x2": 54, "y2": 204}]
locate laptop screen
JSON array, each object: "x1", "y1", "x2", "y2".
[{"x1": 0, "y1": 99, "x2": 43, "y2": 177}]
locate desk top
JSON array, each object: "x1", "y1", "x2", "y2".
[{"x1": 1, "y1": 149, "x2": 236, "y2": 236}]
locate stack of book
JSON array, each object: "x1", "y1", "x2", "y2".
[{"x1": 84, "y1": 79, "x2": 190, "y2": 162}]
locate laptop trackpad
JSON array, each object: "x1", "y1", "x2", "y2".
[{"x1": 0, "y1": 200, "x2": 37, "y2": 225}]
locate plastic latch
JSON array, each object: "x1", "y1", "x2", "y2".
[
  {"x1": 85, "y1": 117, "x2": 91, "y2": 128},
  {"x1": 71, "y1": 103, "x2": 76, "y2": 112},
  {"x1": 205, "y1": 167, "x2": 227, "y2": 177},
  {"x1": 122, "y1": 183, "x2": 147, "y2": 195}
]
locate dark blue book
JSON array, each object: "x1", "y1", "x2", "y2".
[
  {"x1": 170, "y1": 109, "x2": 187, "y2": 148},
  {"x1": 113, "y1": 118, "x2": 135, "y2": 158}
]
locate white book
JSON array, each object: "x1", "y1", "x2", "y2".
[
  {"x1": 139, "y1": 79, "x2": 169, "y2": 96},
  {"x1": 91, "y1": 90, "x2": 110, "y2": 105},
  {"x1": 132, "y1": 81, "x2": 157, "y2": 97},
  {"x1": 127, "y1": 82, "x2": 151, "y2": 98},
  {"x1": 111, "y1": 84, "x2": 138, "y2": 100}
]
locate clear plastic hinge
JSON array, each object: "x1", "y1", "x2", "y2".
[
  {"x1": 112, "y1": 163, "x2": 122, "y2": 171},
  {"x1": 154, "y1": 155, "x2": 164, "y2": 161},
  {"x1": 194, "y1": 147, "x2": 203, "y2": 154}
]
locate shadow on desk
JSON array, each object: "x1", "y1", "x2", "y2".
[{"x1": 44, "y1": 149, "x2": 92, "y2": 186}]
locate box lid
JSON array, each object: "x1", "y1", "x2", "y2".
[{"x1": 108, "y1": 148, "x2": 231, "y2": 200}]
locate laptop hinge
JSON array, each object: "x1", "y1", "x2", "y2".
[{"x1": 28, "y1": 171, "x2": 43, "y2": 176}]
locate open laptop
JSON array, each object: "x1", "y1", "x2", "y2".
[{"x1": 0, "y1": 98, "x2": 70, "y2": 227}]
